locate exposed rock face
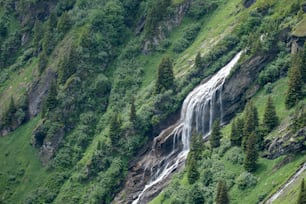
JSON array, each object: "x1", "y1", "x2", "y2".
[
  {"x1": 28, "y1": 69, "x2": 56, "y2": 117},
  {"x1": 114, "y1": 53, "x2": 273, "y2": 204},
  {"x1": 265, "y1": 127, "x2": 306, "y2": 159},
  {"x1": 222, "y1": 55, "x2": 272, "y2": 123},
  {"x1": 243, "y1": 0, "x2": 256, "y2": 8}
]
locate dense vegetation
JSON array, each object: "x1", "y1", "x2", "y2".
[{"x1": 0, "y1": 0, "x2": 306, "y2": 203}]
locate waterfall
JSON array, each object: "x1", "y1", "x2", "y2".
[{"x1": 132, "y1": 51, "x2": 242, "y2": 204}]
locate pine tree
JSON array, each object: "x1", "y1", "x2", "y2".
[
  {"x1": 129, "y1": 96, "x2": 137, "y2": 125},
  {"x1": 32, "y1": 19, "x2": 43, "y2": 55},
  {"x1": 109, "y1": 113, "x2": 121, "y2": 148},
  {"x1": 190, "y1": 131, "x2": 203, "y2": 160},
  {"x1": 38, "y1": 51, "x2": 48, "y2": 75},
  {"x1": 58, "y1": 47, "x2": 77, "y2": 84},
  {"x1": 216, "y1": 180, "x2": 229, "y2": 204},
  {"x1": 301, "y1": 42, "x2": 306, "y2": 83},
  {"x1": 263, "y1": 96, "x2": 279, "y2": 132},
  {"x1": 195, "y1": 52, "x2": 202, "y2": 68},
  {"x1": 285, "y1": 53, "x2": 303, "y2": 109},
  {"x1": 155, "y1": 56, "x2": 174, "y2": 94},
  {"x1": 297, "y1": 178, "x2": 306, "y2": 204},
  {"x1": 230, "y1": 118, "x2": 242, "y2": 146},
  {"x1": 4, "y1": 97, "x2": 16, "y2": 126},
  {"x1": 57, "y1": 12, "x2": 71, "y2": 37},
  {"x1": 210, "y1": 119, "x2": 221, "y2": 148},
  {"x1": 189, "y1": 184, "x2": 205, "y2": 204},
  {"x1": 187, "y1": 152, "x2": 200, "y2": 184},
  {"x1": 242, "y1": 102, "x2": 259, "y2": 150},
  {"x1": 46, "y1": 81, "x2": 58, "y2": 111},
  {"x1": 244, "y1": 132, "x2": 258, "y2": 172}
]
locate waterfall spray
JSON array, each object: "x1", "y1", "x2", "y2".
[{"x1": 132, "y1": 51, "x2": 242, "y2": 203}]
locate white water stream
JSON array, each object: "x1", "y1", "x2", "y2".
[
  {"x1": 265, "y1": 162, "x2": 306, "y2": 204},
  {"x1": 132, "y1": 51, "x2": 242, "y2": 204}
]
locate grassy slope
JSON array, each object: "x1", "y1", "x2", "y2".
[{"x1": 0, "y1": 116, "x2": 47, "y2": 203}]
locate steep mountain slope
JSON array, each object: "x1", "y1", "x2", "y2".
[{"x1": 0, "y1": 0, "x2": 305, "y2": 204}]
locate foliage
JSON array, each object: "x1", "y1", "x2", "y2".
[
  {"x1": 297, "y1": 178, "x2": 306, "y2": 204},
  {"x1": 244, "y1": 132, "x2": 258, "y2": 172},
  {"x1": 187, "y1": 152, "x2": 200, "y2": 184},
  {"x1": 189, "y1": 184, "x2": 205, "y2": 204},
  {"x1": 210, "y1": 119, "x2": 221, "y2": 148},
  {"x1": 173, "y1": 23, "x2": 201, "y2": 53},
  {"x1": 216, "y1": 180, "x2": 229, "y2": 204},
  {"x1": 236, "y1": 171, "x2": 257, "y2": 190},
  {"x1": 263, "y1": 96, "x2": 279, "y2": 132},
  {"x1": 155, "y1": 56, "x2": 174, "y2": 94},
  {"x1": 242, "y1": 101, "x2": 259, "y2": 150},
  {"x1": 230, "y1": 117, "x2": 244, "y2": 146},
  {"x1": 285, "y1": 53, "x2": 304, "y2": 108}
]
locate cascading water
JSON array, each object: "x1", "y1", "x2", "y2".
[{"x1": 132, "y1": 51, "x2": 242, "y2": 204}]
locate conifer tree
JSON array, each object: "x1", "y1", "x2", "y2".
[
  {"x1": 210, "y1": 119, "x2": 221, "y2": 148},
  {"x1": 57, "y1": 12, "x2": 71, "y2": 36},
  {"x1": 189, "y1": 184, "x2": 205, "y2": 204},
  {"x1": 46, "y1": 81, "x2": 58, "y2": 111},
  {"x1": 109, "y1": 113, "x2": 121, "y2": 148},
  {"x1": 187, "y1": 152, "x2": 200, "y2": 184},
  {"x1": 242, "y1": 102, "x2": 259, "y2": 150},
  {"x1": 38, "y1": 51, "x2": 48, "y2": 75},
  {"x1": 244, "y1": 132, "x2": 258, "y2": 172},
  {"x1": 302, "y1": 42, "x2": 306, "y2": 83},
  {"x1": 129, "y1": 96, "x2": 137, "y2": 125},
  {"x1": 58, "y1": 47, "x2": 77, "y2": 84},
  {"x1": 195, "y1": 52, "x2": 202, "y2": 68},
  {"x1": 190, "y1": 132, "x2": 203, "y2": 160},
  {"x1": 230, "y1": 118, "x2": 243, "y2": 146},
  {"x1": 263, "y1": 96, "x2": 279, "y2": 132},
  {"x1": 33, "y1": 19, "x2": 43, "y2": 55},
  {"x1": 4, "y1": 97, "x2": 16, "y2": 126},
  {"x1": 216, "y1": 180, "x2": 229, "y2": 204},
  {"x1": 297, "y1": 178, "x2": 306, "y2": 204},
  {"x1": 155, "y1": 56, "x2": 174, "y2": 94},
  {"x1": 285, "y1": 53, "x2": 303, "y2": 108}
]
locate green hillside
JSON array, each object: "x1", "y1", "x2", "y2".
[{"x1": 0, "y1": 0, "x2": 305, "y2": 203}]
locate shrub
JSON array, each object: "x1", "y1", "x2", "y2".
[
  {"x1": 236, "y1": 172, "x2": 257, "y2": 190},
  {"x1": 225, "y1": 147, "x2": 244, "y2": 165}
]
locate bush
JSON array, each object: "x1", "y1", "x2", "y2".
[
  {"x1": 225, "y1": 147, "x2": 244, "y2": 165},
  {"x1": 236, "y1": 172, "x2": 257, "y2": 190}
]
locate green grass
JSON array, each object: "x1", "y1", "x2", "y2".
[
  {"x1": 273, "y1": 170, "x2": 306, "y2": 204},
  {"x1": 292, "y1": 14, "x2": 306, "y2": 37},
  {"x1": 0, "y1": 116, "x2": 47, "y2": 203}
]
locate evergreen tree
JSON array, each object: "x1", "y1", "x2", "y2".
[
  {"x1": 263, "y1": 96, "x2": 279, "y2": 132},
  {"x1": 109, "y1": 113, "x2": 121, "y2": 148},
  {"x1": 32, "y1": 19, "x2": 43, "y2": 55},
  {"x1": 230, "y1": 118, "x2": 242, "y2": 146},
  {"x1": 38, "y1": 51, "x2": 48, "y2": 75},
  {"x1": 129, "y1": 96, "x2": 137, "y2": 125},
  {"x1": 285, "y1": 53, "x2": 303, "y2": 108},
  {"x1": 189, "y1": 184, "x2": 205, "y2": 204},
  {"x1": 195, "y1": 52, "x2": 202, "y2": 68},
  {"x1": 57, "y1": 12, "x2": 71, "y2": 37},
  {"x1": 242, "y1": 102, "x2": 259, "y2": 150},
  {"x1": 4, "y1": 97, "x2": 16, "y2": 126},
  {"x1": 46, "y1": 81, "x2": 58, "y2": 111},
  {"x1": 155, "y1": 56, "x2": 174, "y2": 94},
  {"x1": 58, "y1": 47, "x2": 77, "y2": 84},
  {"x1": 244, "y1": 132, "x2": 258, "y2": 172},
  {"x1": 297, "y1": 178, "x2": 306, "y2": 204},
  {"x1": 216, "y1": 180, "x2": 229, "y2": 204},
  {"x1": 301, "y1": 42, "x2": 306, "y2": 83},
  {"x1": 210, "y1": 119, "x2": 221, "y2": 148},
  {"x1": 187, "y1": 152, "x2": 200, "y2": 184},
  {"x1": 190, "y1": 131, "x2": 203, "y2": 160}
]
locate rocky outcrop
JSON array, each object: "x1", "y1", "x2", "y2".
[
  {"x1": 243, "y1": 0, "x2": 256, "y2": 8},
  {"x1": 28, "y1": 69, "x2": 56, "y2": 117},
  {"x1": 222, "y1": 55, "x2": 273, "y2": 123},
  {"x1": 264, "y1": 127, "x2": 306, "y2": 159}
]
